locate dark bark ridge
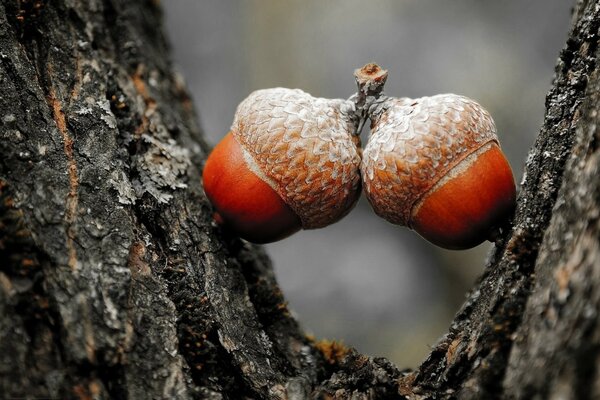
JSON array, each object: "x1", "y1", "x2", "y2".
[{"x1": 0, "y1": 0, "x2": 599, "y2": 399}]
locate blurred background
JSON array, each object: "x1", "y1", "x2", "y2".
[{"x1": 163, "y1": 1, "x2": 572, "y2": 367}]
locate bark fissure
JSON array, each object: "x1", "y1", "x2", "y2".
[{"x1": 47, "y1": 83, "x2": 80, "y2": 271}]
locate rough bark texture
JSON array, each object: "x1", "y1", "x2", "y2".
[{"x1": 0, "y1": 0, "x2": 598, "y2": 399}]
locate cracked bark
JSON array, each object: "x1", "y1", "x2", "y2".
[{"x1": 0, "y1": 0, "x2": 599, "y2": 399}]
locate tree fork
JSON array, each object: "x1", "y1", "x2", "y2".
[{"x1": 1, "y1": 0, "x2": 599, "y2": 399}]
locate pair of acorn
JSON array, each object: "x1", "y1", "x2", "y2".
[{"x1": 202, "y1": 64, "x2": 516, "y2": 250}]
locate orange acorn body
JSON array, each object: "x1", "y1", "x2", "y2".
[
  {"x1": 362, "y1": 94, "x2": 516, "y2": 249},
  {"x1": 202, "y1": 132, "x2": 302, "y2": 243},
  {"x1": 203, "y1": 88, "x2": 362, "y2": 243}
]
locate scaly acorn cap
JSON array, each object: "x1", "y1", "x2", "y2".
[
  {"x1": 362, "y1": 94, "x2": 499, "y2": 226},
  {"x1": 231, "y1": 88, "x2": 362, "y2": 229}
]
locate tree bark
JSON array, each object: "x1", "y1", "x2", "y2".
[{"x1": 0, "y1": 0, "x2": 598, "y2": 399}]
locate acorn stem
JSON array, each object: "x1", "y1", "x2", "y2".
[
  {"x1": 348, "y1": 63, "x2": 389, "y2": 135},
  {"x1": 354, "y1": 63, "x2": 388, "y2": 97}
]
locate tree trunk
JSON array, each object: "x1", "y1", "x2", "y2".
[{"x1": 0, "y1": 0, "x2": 598, "y2": 399}]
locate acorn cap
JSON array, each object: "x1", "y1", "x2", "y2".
[
  {"x1": 362, "y1": 94, "x2": 499, "y2": 226},
  {"x1": 232, "y1": 88, "x2": 362, "y2": 229}
]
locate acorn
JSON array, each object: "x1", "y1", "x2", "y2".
[
  {"x1": 362, "y1": 94, "x2": 516, "y2": 249},
  {"x1": 202, "y1": 88, "x2": 362, "y2": 243}
]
